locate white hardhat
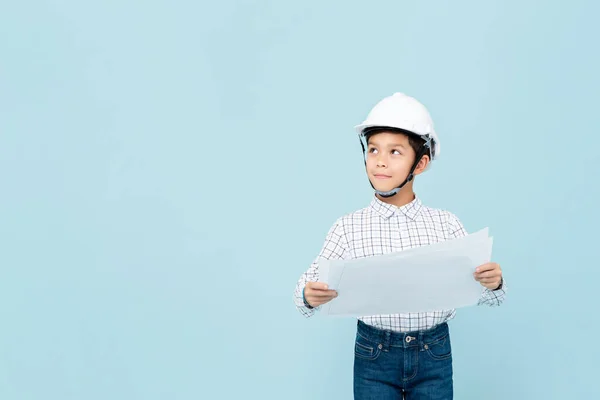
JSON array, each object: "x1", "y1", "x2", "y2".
[{"x1": 354, "y1": 92, "x2": 440, "y2": 159}]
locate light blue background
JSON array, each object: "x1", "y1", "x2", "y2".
[{"x1": 1, "y1": 1, "x2": 599, "y2": 399}]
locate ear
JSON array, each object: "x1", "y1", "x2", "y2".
[{"x1": 413, "y1": 155, "x2": 430, "y2": 176}]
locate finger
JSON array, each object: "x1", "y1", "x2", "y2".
[
  {"x1": 480, "y1": 279, "x2": 501, "y2": 289},
  {"x1": 311, "y1": 295, "x2": 337, "y2": 307},
  {"x1": 307, "y1": 282, "x2": 330, "y2": 291},
  {"x1": 473, "y1": 276, "x2": 500, "y2": 285},
  {"x1": 475, "y1": 270, "x2": 500, "y2": 279},
  {"x1": 309, "y1": 293, "x2": 338, "y2": 302},
  {"x1": 475, "y1": 263, "x2": 499, "y2": 273},
  {"x1": 308, "y1": 290, "x2": 338, "y2": 298}
]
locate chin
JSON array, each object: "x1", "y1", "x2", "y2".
[
  {"x1": 371, "y1": 182, "x2": 398, "y2": 193},
  {"x1": 369, "y1": 174, "x2": 402, "y2": 193}
]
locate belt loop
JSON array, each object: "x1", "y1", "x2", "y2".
[{"x1": 384, "y1": 330, "x2": 391, "y2": 350}]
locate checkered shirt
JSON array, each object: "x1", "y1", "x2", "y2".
[{"x1": 293, "y1": 195, "x2": 506, "y2": 332}]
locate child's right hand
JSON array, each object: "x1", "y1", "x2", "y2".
[{"x1": 304, "y1": 282, "x2": 338, "y2": 308}]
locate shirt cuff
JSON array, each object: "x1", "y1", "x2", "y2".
[{"x1": 302, "y1": 287, "x2": 314, "y2": 309}]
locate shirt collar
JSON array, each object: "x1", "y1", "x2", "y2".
[{"x1": 369, "y1": 194, "x2": 423, "y2": 220}]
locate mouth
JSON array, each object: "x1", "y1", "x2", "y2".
[{"x1": 373, "y1": 174, "x2": 392, "y2": 179}]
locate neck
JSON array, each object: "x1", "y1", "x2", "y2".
[{"x1": 376, "y1": 186, "x2": 415, "y2": 207}]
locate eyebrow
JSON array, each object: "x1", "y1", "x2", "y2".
[{"x1": 368, "y1": 141, "x2": 407, "y2": 149}]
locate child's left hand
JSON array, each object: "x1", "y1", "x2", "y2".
[{"x1": 473, "y1": 262, "x2": 503, "y2": 290}]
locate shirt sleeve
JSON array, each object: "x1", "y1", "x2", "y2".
[
  {"x1": 446, "y1": 212, "x2": 506, "y2": 307},
  {"x1": 293, "y1": 219, "x2": 350, "y2": 317}
]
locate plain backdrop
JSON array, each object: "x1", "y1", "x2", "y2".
[{"x1": 1, "y1": 1, "x2": 599, "y2": 399}]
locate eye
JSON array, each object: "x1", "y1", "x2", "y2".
[
  {"x1": 391, "y1": 149, "x2": 401, "y2": 155},
  {"x1": 368, "y1": 147, "x2": 378, "y2": 154}
]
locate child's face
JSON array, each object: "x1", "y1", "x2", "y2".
[{"x1": 365, "y1": 131, "x2": 427, "y2": 193}]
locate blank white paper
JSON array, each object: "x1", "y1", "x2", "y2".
[{"x1": 318, "y1": 228, "x2": 493, "y2": 316}]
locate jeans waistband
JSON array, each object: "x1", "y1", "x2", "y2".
[{"x1": 356, "y1": 320, "x2": 449, "y2": 348}]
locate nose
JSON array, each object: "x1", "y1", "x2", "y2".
[{"x1": 376, "y1": 157, "x2": 387, "y2": 168}]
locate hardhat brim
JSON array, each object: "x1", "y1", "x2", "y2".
[
  {"x1": 355, "y1": 123, "x2": 426, "y2": 139},
  {"x1": 354, "y1": 123, "x2": 374, "y2": 135}
]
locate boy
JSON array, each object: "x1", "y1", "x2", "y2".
[{"x1": 293, "y1": 93, "x2": 505, "y2": 400}]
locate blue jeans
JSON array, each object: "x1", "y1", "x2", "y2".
[{"x1": 353, "y1": 320, "x2": 453, "y2": 400}]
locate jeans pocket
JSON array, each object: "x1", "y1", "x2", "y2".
[
  {"x1": 354, "y1": 334, "x2": 382, "y2": 361},
  {"x1": 424, "y1": 335, "x2": 452, "y2": 361}
]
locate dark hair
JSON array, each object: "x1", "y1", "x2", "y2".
[{"x1": 364, "y1": 127, "x2": 433, "y2": 162}]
